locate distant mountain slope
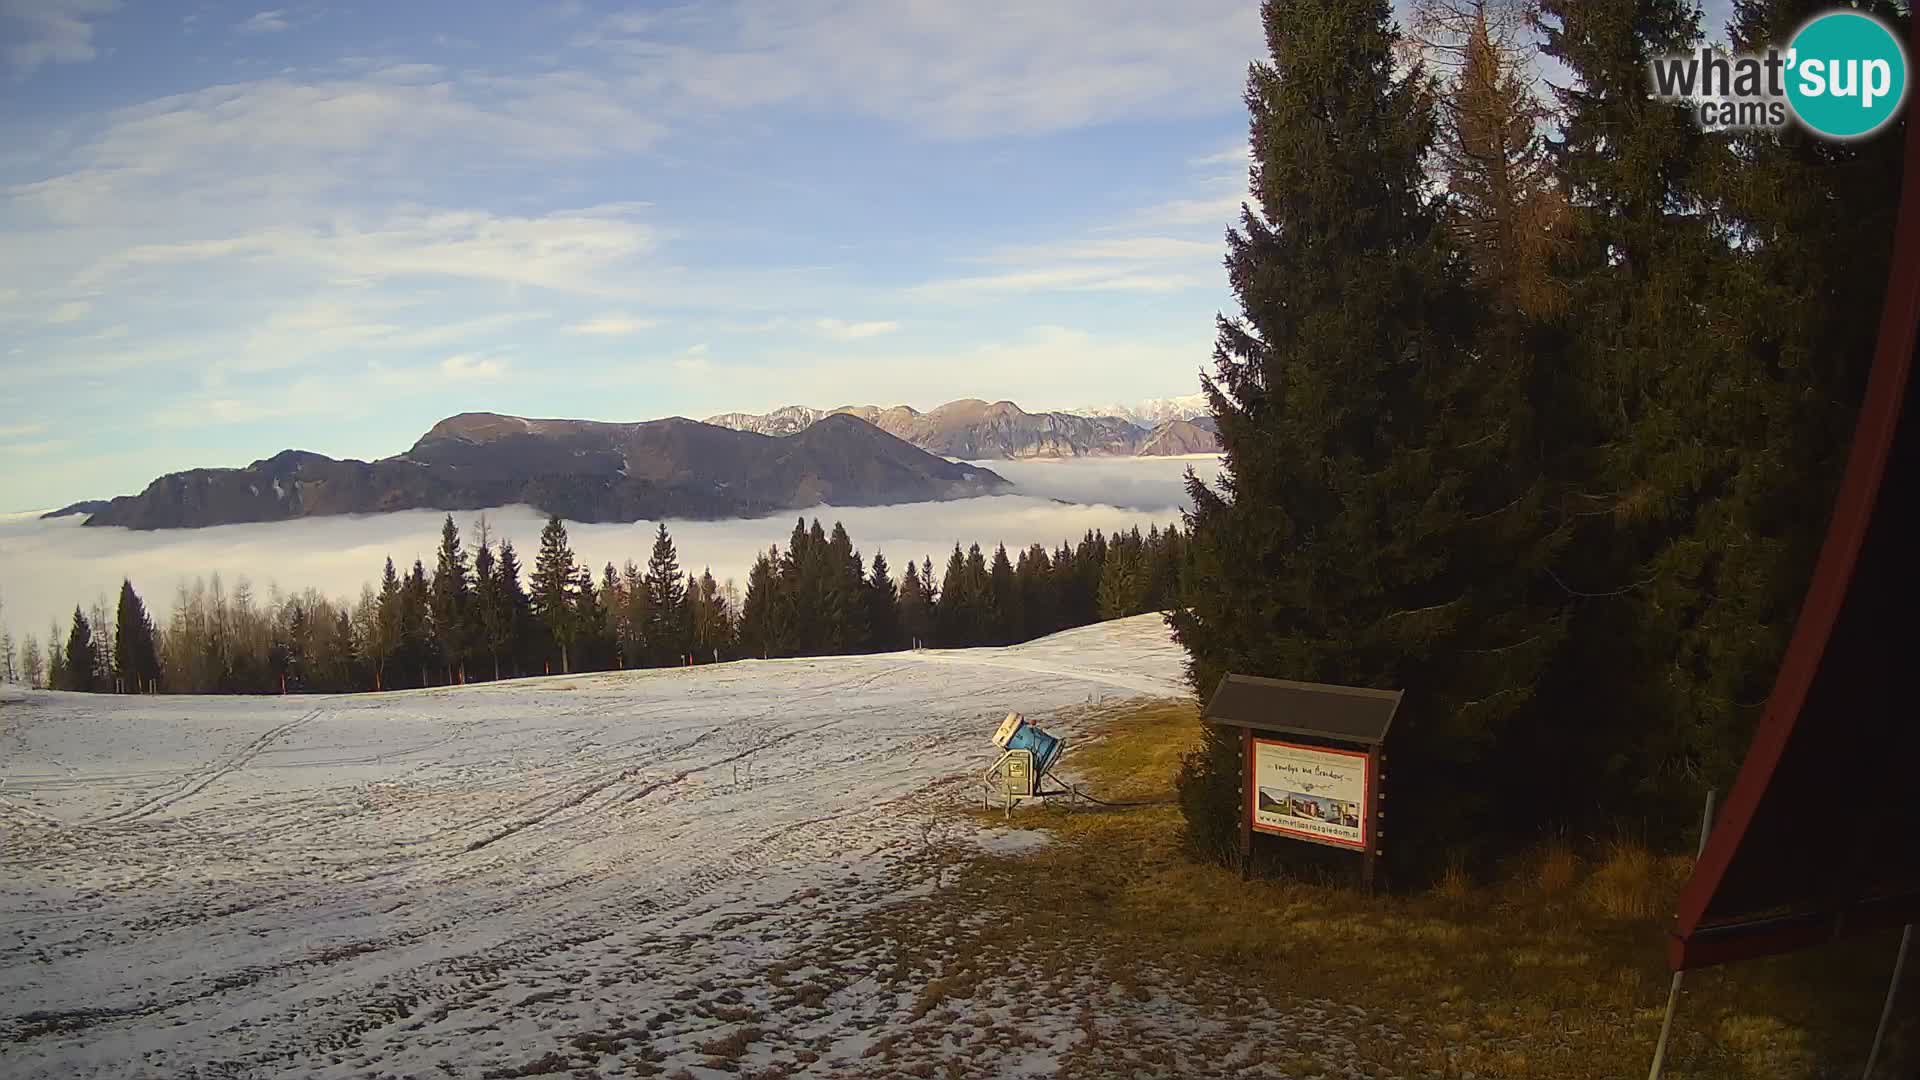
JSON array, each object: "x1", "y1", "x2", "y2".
[
  {"x1": 82, "y1": 413, "x2": 1009, "y2": 530},
  {"x1": 704, "y1": 398, "x2": 1217, "y2": 458},
  {"x1": 1135, "y1": 416, "x2": 1220, "y2": 456},
  {"x1": 1073, "y1": 393, "x2": 1211, "y2": 430}
]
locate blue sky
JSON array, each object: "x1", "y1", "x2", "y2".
[{"x1": 0, "y1": 0, "x2": 1739, "y2": 513}]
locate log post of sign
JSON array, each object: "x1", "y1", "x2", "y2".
[{"x1": 1201, "y1": 674, "x2": 1403, "y2": 894}]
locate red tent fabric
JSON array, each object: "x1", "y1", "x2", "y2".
[{"x1": 1667, "y1": 73, "x2": 1920, "y2": 971}]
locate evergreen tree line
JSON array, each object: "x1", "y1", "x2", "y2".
[
  {"x1": 1, "y1": 514, "x2": 1190, "y2": 694},
  {"x1": 1173, "y1": 0, "x2": 1906, "y2": 878}
]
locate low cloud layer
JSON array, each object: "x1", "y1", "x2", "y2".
[{"x1": 0, "y1": 458, "x2": 1224, "y2": 644}]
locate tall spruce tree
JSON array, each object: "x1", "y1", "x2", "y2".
[
  {"x1": 429, "y1": 515, "x2": 470, "y2": 684},
  {"x1": 64, "y1": 606, "x2": 97, "y2": 692},
  {"x1": 402, "y1": 560, "x2": 433, "y2": 688},
  {"x1": 866, "y1": 552, "x2": 900, "y2": 652},
  {"x1": 113, "y1": 579, "x2": 160, "y2": 693},
  {"x1": 644, "y1": 523, "x2": 689, "y2": 665},
  {"x1": 530, "y1": 515, "x2": 578, "y2": 674},
  {"x1": 1170, "y1": 0, "x2": 1565, "y2": 871},
  {"x1": 495, "y1": 539, "x2": 531, "y2": 677},
  {"x1": 739, "y1": 549, "x2": 784, "y2": 659},
  {"x1": 898, "y1": 559, "x2": 930, "y2": 649},
  {"x1": 472, "y1": 537, "x2": 503, "y2": 680},
  {"x1": 1531, "y1": 0, "x2": 1753, "y2": 828}
]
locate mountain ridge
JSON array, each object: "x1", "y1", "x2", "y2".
[
  {"x1": 702, "y1": 397, "x2": 1218, "y2": 458},
  {"x1": 76, "y1": 412, "x2": 1009, "y2": 530}
]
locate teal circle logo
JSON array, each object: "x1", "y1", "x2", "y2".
[{"x1": 1786, "y1": 11, "x2": 1908, "y2": 139}]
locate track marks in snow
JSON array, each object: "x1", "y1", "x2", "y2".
[
  {"x1": 91, "y1": 708, "x2": 325, "y2": 824},
  {"x1": 0, "y1": 615, "x2": 1189, "y2": 1079}
]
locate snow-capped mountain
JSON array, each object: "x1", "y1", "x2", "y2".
[{"x1": 1072, "y1": 394, "x2": 1211, "y2": 430}]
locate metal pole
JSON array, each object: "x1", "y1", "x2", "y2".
[
  {"x1": 1649, "y1": 788, "x2": 1717, "y2": 1080},
  {"x1": 1862, "y1": 923, "x2": 1913, "y2": 1080}
]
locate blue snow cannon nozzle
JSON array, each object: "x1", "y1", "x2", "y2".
[{"x1": 993, "y1": 712, "x2": 1062, "y2": 778}]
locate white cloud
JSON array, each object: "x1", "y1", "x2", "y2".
[
  {"x1": 0, "y1": 471, "x2": 1220, "y2": 637},
  {"x1": 10, "y1": 71, "x2": 668, "y2": 228},
  {"x1": 80, "y1": 205, "x2": 661, "y2": 296},
  {"x1": 1189, "y1": 142, "x2": 1249, "y2": 166},
  {"x1": 0, "y1": 421, "x2": 48, "y2": 439},
  {"x1": 579, "y1": 0, "x2": 1262, "y2": 138},
  {"x1": 440, "y1": 353, "x2": 508, "y2": 380},
  {"x1": 565, "y1": 314, "x2": 660, "y2": 335},
  {"x1": 1130, "y1": 192, "x2": 1248, "y2": 229},
  {"x1": 47, "y1": 299, "x2": 91, "y2": 323},
  {"x1": 2, "y1": 0, "x2": 118, "y2": 78},
  {"x1": 814, "y1": 317, "x2": 898, "y2": 340},
  {"x1": 237, "y1": 9, "x2": 287, "y2": 34}
]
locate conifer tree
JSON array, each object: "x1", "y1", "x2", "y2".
[
  {"x1": 64, "y1": 606, "x2": 97, "y2": 692},
  {"x1": 1016, "y1": 544, "x2": 1056, "y2": 638},
  {"x1": 865, "y1": 552, "x2": 900, "y2": 651},
  {"x1": 988, "y1": 544, "x2": 1017, "y2": 644},
  {"x1": 114, "y1": 579, "x2": 160, "y2": 693},
  {"x1": 936, "y1": 545, "x2": 970, "y2": 647},
  {"x1": 530, "y1": 515, "x2": 578, "y2": 674},
  {"x1": 571, "y1": 563, "x2": 609, "y2": 671},
  {"x1": 1171, "y1": 0, "x2": 1564, "y2": 869},
  {"x1": 371, "y1": 557, "x2": 402, "y2": 690},
  {"x1": 739, "y1": 549, "x2": 783, "y2": 659},
  {"x1": 898, "y1": 559, "x2": 930, "y2": 648},
  {"x1": 825, "y1": 522, "x2": 868, "y2": 653},
  {"x1": 402, "y1": 560, "x2": 433, "y2": 687},
  {"x1": 495, "y1": 539, "x2": 531, "y2": 677},
  {"x1": 644, "y1": 523, "x2": 688, "y2": 665},
  {"x1": 429, "y1": 514, "x2": 470, "y2": 684},
  {"x1": 472, "y1": 538, "x2": 503, "y2": 680},
  {"x1": 691, "y1": 568, "x2": 731, "y2": 662}
]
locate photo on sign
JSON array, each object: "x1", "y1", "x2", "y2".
[
  {"x1": 1257, "y1": 788, "x2": 1361, "y2": 829},
  {"x1": 1251, "y1": 738, "x2": 1369, "y2": 850}
]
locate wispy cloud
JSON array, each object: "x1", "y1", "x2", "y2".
[
  {"x1": 911, "y1": 237, "x2": 1218, "y2": 299},
  {"x1": 2, "y1": 0, "x2": 118, "y2": 79},
  {"x1": 79, "y1": 205, "x2": 661, "y2": 296},
  {"x1": 576, "y1": 0, "x2": 1262, "y2": 138},
  {"x1": 815, "y1": 318, "x2": 898, "y2": 340},
  {"x1": 0, "y1": 421, "x2": 48, "y2": 439},
  {"x1": 236, "y1": 9, "x2": 288, "y2": 34},
  {"x1": 440, "y1": 353, "x2": 509, "y2": 380},
  {"x1": 47, "y1": 299, "x2": 92, "y2": 324},
  {"x1": 565, "y1": 314, "x2": 660, "y2": 335}
]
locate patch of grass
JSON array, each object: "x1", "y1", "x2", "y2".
[
  {"x1": 695, "y1": 1025, "x2": 762, "y2": 1062},
  {"x1": 952, "y1": 697, "x2": 1917, "y2": 1080}
]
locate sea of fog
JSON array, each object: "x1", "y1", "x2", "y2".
[{"x1": 0, "y1": 456, "x2": 1223, "y2": 640}]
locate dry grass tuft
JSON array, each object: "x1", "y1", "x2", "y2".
[
  {"x1": 1435, "y1": 851, "x2": 1475, "y2": 901},
  {"x1": 1580, "y1": 839, "x2": 1666, "y2": 920},
  {"x1": 1531, "y1": 834, "x2": 1582, "y2": 897}
]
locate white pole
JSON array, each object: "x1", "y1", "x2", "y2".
[
  {"x1": 1862, "y1": 923, "x2": 1913, "y2": 1080},
  {"x1": 1649, "y1": 788, "x2": 1717, "y2": 1080}
]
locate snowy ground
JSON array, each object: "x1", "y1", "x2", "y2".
[{"x1": 0, "y1": 615, "x2": 1189, "y2": 1079}]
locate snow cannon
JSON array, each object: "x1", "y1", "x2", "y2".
[{"x1": 993, "y1": 712, "x2": 1063, "y2": 778}]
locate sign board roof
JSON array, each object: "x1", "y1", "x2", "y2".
[{"x1": 1202, "y1": 674, "x2": 1401, "y2": 746}]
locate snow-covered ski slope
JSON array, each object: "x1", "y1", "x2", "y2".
[{"x1": 0, "y1": 614, "x2": 1185, "y2": 1078}]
